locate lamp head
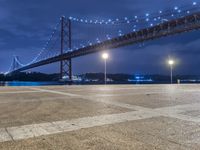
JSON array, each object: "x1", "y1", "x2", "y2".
[
  {"x1": 168, "y1": 59, "x2": 174, "y2": 65},
  {"x1": 102, "y1": 53, "x2": 109, "y2": 60}
]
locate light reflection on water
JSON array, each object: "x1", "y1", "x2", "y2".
[{"x1": 0, "y1": 81, "x2": 65, "y2": 86}]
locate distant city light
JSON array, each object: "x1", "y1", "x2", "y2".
[
  {"x1": 174, "y1": 6, "x2": 178, "y2": 10},
  {"x1": 193, "y1": 2, "x2": 197, "y2": 5}
]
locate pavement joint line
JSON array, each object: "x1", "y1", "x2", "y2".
[
  {"x1": 0, "y1": 128, "x2": 13, "y2": 142},
  {"x1": 155, "y1": 103, "x2": 200, "y2": 114},
  {"x1": 91, "y1": 91, "x2": 195, "y2": 97},
  {"x1": 0, "y1": 96, "x2": 72, "y2": 104},
  {"x1": 28, "y1": 87, "x2": 151, "y2": 111},
  {"x1": 0, "y1": 91, "x2": 43, "y2": 94},
  {"x1": 29, "y1": 87, "x2": 81, "y2": 97},
  {"x1": 0, "y1": 110, "x2": 159, "y2": 142},
  {"x1": 84, "y1": 96, "x2": 151, "y2": 111},
  {"x1": 5, "y1": 128, "x2": 14, "y2": 141},
  {"x1": 168, "y1": 114, "x2": 200, "y2": 123}
]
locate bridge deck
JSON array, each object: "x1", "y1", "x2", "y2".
[
  {"x1": 12, "y1": 12, "x2": 200, "y2": 73},
  {"x1": 0, "y1": 84, "x2": 200, "y2": 149}
]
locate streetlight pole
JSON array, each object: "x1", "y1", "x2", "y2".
[
  {"x1": 102, "y1": 53, "x2": 109, "y2": 85},
  {"x1": 168, "y1": 59, "x2": 174, "y2": 84},
  {"x1": 170, "y1": 65, "x2": 173, "y2": 84},
  {"x1": 104, "y1": 58, "x2": 107, "y2": 85}
]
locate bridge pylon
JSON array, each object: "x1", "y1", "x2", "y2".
[
  {"x1": 60, "y1": 16, "x2": 72, "y2": 81},
  {"x1": 12, "y1": 56, "x2": 20, "y2": 72}
]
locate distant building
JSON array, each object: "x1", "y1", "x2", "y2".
[{"x1": 61, "y1": 75, "x2": 82, "y2": 82}]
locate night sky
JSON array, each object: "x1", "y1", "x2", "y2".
[{"x1": 1, "y1": 0, "x2": 200, "y2": 75}]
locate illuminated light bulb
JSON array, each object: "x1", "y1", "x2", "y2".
[
  {"x1": 145, "y1": 13, "x2": 149, "y2": 17},
  {"x1": 168, "y1": 60, "x2": 174, "y2": 65},
  {"x1": 174, "y1": 6, "x2": 178, "y2": 10},
  {"x1": 193, "y1": 2, "x2": 197, "y2": 5},
  {"x1": 102, "y1": 53, "x2": 109, "y2": 60}
]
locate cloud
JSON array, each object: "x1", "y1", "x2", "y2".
[{"x1": 1, "y1": 0, "x2": 200, "y2": 74}]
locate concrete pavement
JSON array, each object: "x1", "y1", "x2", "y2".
[{"x1": 0, "y1": 84, "x2": 200, "y2": 149}]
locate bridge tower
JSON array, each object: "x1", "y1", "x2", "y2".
[
  {"x1": 60, "y1": 16, "x2": 72, "y2": 80},
  {"x1": 12, "y1": 56, "x2": 20, "y2": 71}
]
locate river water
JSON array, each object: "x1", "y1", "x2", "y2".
[{"x1": 0, "y1": 81, "x2": 65, "y2": 86}]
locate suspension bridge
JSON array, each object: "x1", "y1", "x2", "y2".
[{"x1": 6, "y1": 2, "x2": 200, "y2": 80}]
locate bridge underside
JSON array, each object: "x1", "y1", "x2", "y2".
[{"x1": 11, "y1": 12, "x2": 200, "y2": 74}]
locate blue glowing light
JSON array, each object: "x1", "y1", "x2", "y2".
[
  {"x1": 193, "y1": 2, "x2": 197, "y2": 5},
  {"x1": 174, "y1": 6, "x2": 178, "y2": 10}
]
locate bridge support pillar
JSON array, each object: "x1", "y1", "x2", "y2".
[
  {"x1": 60, "y1": 58, "x2": 72, "y2": 81},
  {"x1": 60, "y1": 16, "x2": 72, "y2": 81}
]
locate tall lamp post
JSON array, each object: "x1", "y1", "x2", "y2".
[
  {"x1": 168, "y1": 59, "x2": 174, "y2": 84},
  {"x1": 102, "y1": 53, "x2": 109, "y2": 85}
]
